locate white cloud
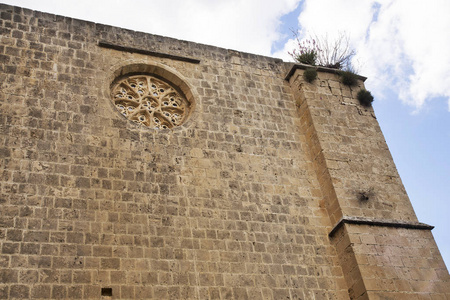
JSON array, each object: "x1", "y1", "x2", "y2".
[
  {"x1": 360, "y1": 0, "x2": 450, "y2": 110},
  {"x1": 279, "y1": 0, "x2": 450, "y2": 111},
  {"x1": 4, "y1": 0, "x2": 300, "y2": 56}
]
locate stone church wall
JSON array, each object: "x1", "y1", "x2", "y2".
[{"x1": 0, "y1": 4, "x2": 448, "y2": 299}]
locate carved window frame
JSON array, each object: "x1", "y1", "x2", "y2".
[
  {"x1": 108, "y1": 63, "x2": 196, "y2": 130},
  {"x1": 111, "y1": 74, "x2": 189, "y2": 129}
]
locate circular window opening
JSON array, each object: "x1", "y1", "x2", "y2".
[{"x1": 111, "y1": 74, "x2": 191, "y2": 129}]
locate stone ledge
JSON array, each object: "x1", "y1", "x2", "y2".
[
  {"x1": 98, "y1": 41, "x2": 201, "y2": 64},
  {"x1": 329, "y1": 216, "x2": 434, "y2": 237},
  {"x1": 285, "y1": 64, "x2": 367, "y2": 82}
]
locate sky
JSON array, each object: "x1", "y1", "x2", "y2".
[{"x1": 3, "y1": 0, "x2": 450, "y2": 268}]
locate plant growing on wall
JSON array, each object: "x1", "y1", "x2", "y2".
[
  {"x1": 357, "y1": 89, "x2": 374, "y2": 107},
  {"x1": 314, "y1": 32, "x2": 355, "y2": 70},
  {"x1": 340, "y1": 70, "x2": 358, "y2": 86},
  {"x1": 289, "y1": 31, "x2": 356, "y2": 71},
  {"x1": 288, "y1": 37, "x2": 319, "y2": 66},
  {"x1": 303, "y1": 68, "x2": 318, "y2": 83}
]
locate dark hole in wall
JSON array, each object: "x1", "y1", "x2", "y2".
[{"x1": 101, "y1": 288, "x2": 112, "y2": 297}]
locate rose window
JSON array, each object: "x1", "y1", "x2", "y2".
[{"x1": 111, "y1": 75, "x2": 189, "y2": 129}]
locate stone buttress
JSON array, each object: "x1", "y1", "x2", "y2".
[{"x1": 287, "y1": 65, "x2": 450, "y2": 299}]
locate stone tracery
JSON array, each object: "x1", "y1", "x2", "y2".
[{"x1": 111, "y1": 75, "x2": 189, "y2": 129}]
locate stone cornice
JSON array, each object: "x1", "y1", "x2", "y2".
[
  {"x1": 98, "y1": 41, "x2": 201, "y2": 64},
  {"x1": 329, "y1": 216, "x2": 434, "y2": 237},
  {"x1": 285, "y1": 64, "x2": 367, "y2": 82}
]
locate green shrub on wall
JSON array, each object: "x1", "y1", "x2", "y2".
[
  {"x1": 340, "y1": 70, "x2": 358, "y2": 86},
  {"x1": 303, "y1": 68, "x2": 318, "y2": 83},
  {"x1": 357, "y1": 89, "x2": 374, "y2": 107}
]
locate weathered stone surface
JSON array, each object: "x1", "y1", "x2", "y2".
[
  {"x1": 288, "y1": 66, "x2": 450, "y2": 299},
  {"x1": 0, "y1": 4, "x2": 448, "y2": 299}
]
